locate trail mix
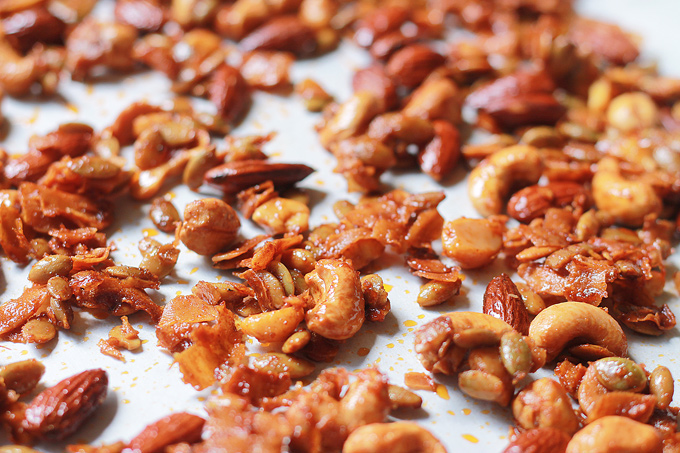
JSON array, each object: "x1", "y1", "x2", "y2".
[{"x1": 1, "y1": 0, "x2": 680, "y2": 451}]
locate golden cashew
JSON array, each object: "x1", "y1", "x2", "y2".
[
  {"x1": 338, "y1": 369, "x2": 391, "y2": 432},
  {"x1": 513, "y1": 378, "x2": 580, "y2": 435},
  {"x1": 565, "y1": 416, "x2": 662, "y2": 453},
  {"x1": 528, "y1": 302, "x2": 627, "y2": 362},
  {"x1": 467, "y1": 145, "x2": 543, "y2": 217},
  {"x1": 441, "y1": 217, "x2": 504, "y2": 269},
  {"x1": 305, "y1": 259, "x2": 365, "y2": 340},
  {"x1": 251, "y1": 197, "x2": 310, "y2": 235},
  {"x1": 592, "y1": 157, "x2": 662, "y2": 226},
  {"x1": 239, "y1": 304, "x2": 305, "y2": 343},
  {"x1": 319, "y1": 91, "x2": 382, "y2": 148},
  {"x1": 414, "y1": 312, "x2": 512, "y2": 374},
  {"x1": 342, "y1": 422, "x2": 446, "y2": 453},
  {"x1": 577, "y1": 365, "x2": 609, "y2": 415}
]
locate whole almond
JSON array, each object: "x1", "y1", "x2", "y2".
[
  {"x1": 418, "y1": 120, "x2": 460, "y2": 181},
  {"x1": 483, "y1": 274, "x2": 530, "y2": 335},
  {"x1": 240, "y1": 16, "x2": 317, "y2": 57},
  {"x1": 125, "y1": 412, "x2": 205, "y2": 453},
  {"x1": 354, "y1": 6, "x2": 409, "y2": 47},
  {"x1": 207, "y1": 64, "x2": 251, "y2": 123},
  {"x1": 204, "y1": 160, "x2": 314, "y2": 194},
  {"x1": 504, "y1": 427, "x2": 570, "y2": 453},
  {"x1": 385, "y1": 44, "x2": 444, "y2": 89},
  {"x1": 23, "y1": 368, "x2": 108, "y2": 441}
]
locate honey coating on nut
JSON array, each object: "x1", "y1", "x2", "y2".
[{"x1": 179, "y1": 198, "x2": 240, "y2": 256}]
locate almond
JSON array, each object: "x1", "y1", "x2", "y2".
[
  {"x1": 352, "y1": 65, "x2": 398, "y2": 112},
  {"x1": 418, "y1": 120, "x2": 460, "y2": 181},
  {"x1": 385, "y1": 44, "x2": 444, "y2": 89},
  {"x1": 125, "y1": 412, "x2": 205, "y2": 453},
  {"x1": 23, "y1": 368, "x2": 108, "y2": 441},
  {"x1": 354, "y1": 6, "x2": 409, "y2": 47},
  {"x1": 507, "y1": 182, "x2": 591, "y2": 223},
  {"x1": 204, "y1": 160, "x2": 314, "y2": 194},
  {"x1": 482, "y1": 274, "x2": 530, "y2": 335},
  {"x1": 207, "y1": 63, "x2": 251, "y2": 123},
  {"x1": 503, "y1": 427, "x2": 571, "y2": 453},
  {"x1": 240, "y1": 16, "x2": 317, "y2": 57}
]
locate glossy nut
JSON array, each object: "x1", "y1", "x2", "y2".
[
  {"x1": 468, "y1": 145, "x2": 543, "y2": 217},
  {"x1": 441, "y1": 217, "x2": 504, "y2": 269},
  {"x1": 592, "y1": 157, "x2": 661, "y2": 227},
  {"x1": 342, "y1": 421, "x2": 446, "y2": 453},
  {"x1": 179, "y1": 198, "x2": 240, "y2": 255},
  {"x1": 649, "y1": 366, "x2": 674, "y2": 410},
  {"x1": 458, "y1": 370, "x2": 509, "y2": 405},
  {"x1": 606, "y1": 92, "x2": 659, "y2": 133},
  {"x1": 528, "y1": 302, "x2": 627, "y2": 362},
  {"x1": 305, "y1": 259, "x2": 365, "y2": 340},
  {"x1": 592, "y1": 357, "x2": 646, "y2": 393},
  {"x1": 513, "y1": 378, "x2": 580, "y2": 435},
  {"x1": 415, "y1": 312, "x2": 512, "y2": 375},
  {"x1": 499, "y1": 331, "x2": 531, "y2": 377},
  {"x1": 565, "y1": 416, "x2": 662, "y2": 453},
  {"x1": 251, "y1": 197, "x2": 310, "y2": 235},
  {"x1": 239, "y1": 305, "x2": 304, "y2": 343},
  {"x1": 28, "y1": 255, "x2": 73, "y2": 284}
]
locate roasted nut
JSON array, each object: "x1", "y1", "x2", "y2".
[
  {"x1": 149, "y1": 197, "x2": 181, "y2": 233},
  {"x1": 28, "y1": 255, "x2": 73, "y2": 284},
  {"x1": 649, "y1": 366, "x2": 674, "y2": 410},
  {"x1": 414, "y1": 312, "x2": 512, "y2": 375},
  {"x1": 468, "y1": 145, "x2": 543, "y2": 217},
  {"x1": 387, "y1": 384, "x2": 422, "y2": 410},
  {"x1": 499, "y1": 331, "x2": 532, "y2": 377},
  {"x1": 442, "y1": 217, "x2": 504, "y2": 269},
  {"x1": 458, "y1": 370, "x2": 510, "y2": 406},
  {"x1": 528, "y1": 302, "x2": 627, "y2": 362},
  {"x1": 240, "y1": 305, "x2": 304, "y2": 343},
  {"x1": 592, "y1": 357, "x2": 647, "y2": 393},
  {"x1": 179, "y1": 198, "x2": 240, "y2": 255},
  {"x1": 251, "y1": 197, "x2": 310, "y2": 235},
  {"x1": 592, "y1": 157, "x2": 661, "y2": 227},
  {"x1": 295, "y1": 78, "x2": 333, "y2": 112},
  {"x1": 513, "y1": 378, "x2": 580, "y2": 435},
  {"x1": 342, "y1": 422, "x2": 446, "y2": 453},
  {"x1": 318, "y1": 91, "x2": 382, "y2": 148},
  {"x1": 23, "y1": 369, "x2": 108, "y2": 440},
  {"x1": 126, "y1": 412, "x2": 205, "y2": 453},
  {"x1": 0, "y1": 359, "x2": 45, "y2": 396},
  {"x1": 251, "y1": 352, "x2": 315, "y2": 379},
  {"x1": 418, "y1": 120, "x2": 461, "y2": 181},
  {"x1": 416, "y1": 281, "x2": 459, "y2": 307},
  {"x1": 305, "y1": 259, "x2": 365, "y2": 340},
  {"x1": 565, "y1": 416, "x2": 662, "y2": 453},
  {"x1": 504, "y1": 428, "x2": 571, "y2": 453},
  {"x1": 482, "y1": 274, "x2": 530, "y2": 335},
  {"x1": 282, "y1": 329, "x2": 311, "y2": 354},
  {"x1": 606, "y1": 92, "x2": 659, "y2": 133},
  {"x1": 385, "y1": 44, "x2": 444, "y2": 89}
]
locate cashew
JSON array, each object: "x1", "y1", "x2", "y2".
[
  {"x1": 467, "y1": 145, "x2": 543, "y2": 217},
  {"x1": 513, "y1": 378, "x2": 580, "y2": 435},
  {"x1": 606, "y1": 92, "x2": 659, "y2": 133},
  {"x1": 414, "y1": 312, "x2": 512, "y2": 374},
  {"x1": 565, "y1": 416, "x2": 662, "y2": 453},
  {"x1": 319, "y1": 91, "x2": 382, "y2": 148},
  {"x1": 592, "y1": 157, "x2": 661, "y2": 226},
  {"x1": 528, "y1": 302, "x2": 627, "y2": 362},
  {"x1": 239, "y1": 305, "x2": 304, "y2": 343},
  {"x1": 441, "y1": 217, "x2": 504, "y2": 269},
  {"x1": 305, "y1": 259, "x2": 365, "y2": 340},
  {"x1": 342, "y1": 422, "x2": 446, "y2": 453}
]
